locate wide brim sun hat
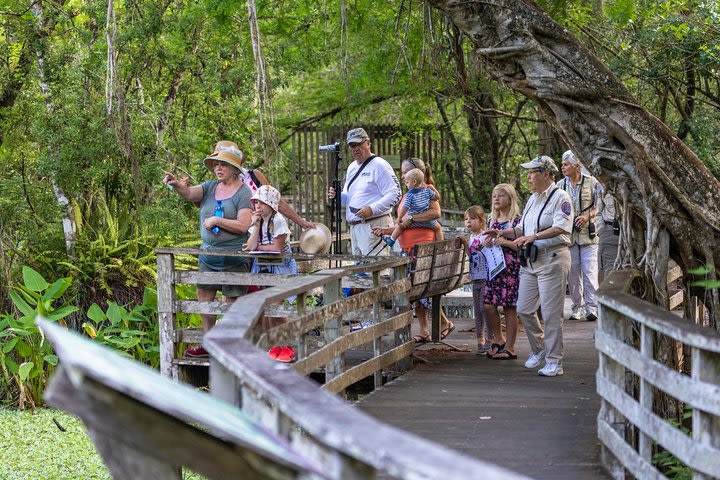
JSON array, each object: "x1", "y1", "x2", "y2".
[
  {"x1": 250, "y1": 185, "x2": 282, "y2": 212},
  {"x1": 203, "y1": 148, "x2": 244, "y2": 172},
  {"x1": 299, "y1": 223, "x2": 332, "y2": 254}
]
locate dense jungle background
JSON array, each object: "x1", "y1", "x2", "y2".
[{"x1": 0, "y1": 0, "x2": 719, "y2": 407}]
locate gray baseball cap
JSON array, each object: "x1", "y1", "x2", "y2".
[
  {"x1": 346, "y1": 127, "x2": 369, "y2": 144},
  {"x1": 520, "y1": 155, "x2": 558, "y2": 173}
]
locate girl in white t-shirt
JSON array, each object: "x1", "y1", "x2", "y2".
[
  {"x1": 246, "y1": 185, "x2": 298, "y2": 276},
  {"x1": 246, "y1": 185, "x2": 299, "y2": 362}
]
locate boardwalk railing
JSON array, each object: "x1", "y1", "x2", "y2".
[
  {"x1": 596, "y1": 270, "x2": 720, "y2": 479},
  {"x1": 156, "y1": 238, "x2": 468, "y2": 384},
  {"x1": 37, "y1": 238, "x2": 534, "y2": 479}
]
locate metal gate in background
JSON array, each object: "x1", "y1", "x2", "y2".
[{"x1": 287, "y1": 125, "x2": 449, "y2": 236}]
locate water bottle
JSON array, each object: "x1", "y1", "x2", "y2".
[{"x1": 211, "y1": 200, "x2": 223, "y2": 235}]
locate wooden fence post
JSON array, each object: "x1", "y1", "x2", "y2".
[
  {"x1": 692, "y1": 347, "x2": 720, "y2": 480},
  {"x1": 324, "y1": 278, "x2": 343, "y2": 387},
  {"x1": 392, "y1": 263, "x2": 412, "y2": 373},
  {"x1": 157, "y1": 252, "x2": 177, "y2": 380},
  {"x1": 372, "y1": 270, "x2": 382, "y2": 389},
  {"x1": 638, "y1": 324, "x2": 654, "y2": 464},
  {"x1": 597, "y1": 303, "x2": 629, "y2": 479}
]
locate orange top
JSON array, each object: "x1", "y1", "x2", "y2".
[
  {"x1": 396, "y1": 192, "x2": 438, "y2": 251},
  {"x1": 398, "y1": 227, "x2": 435, "y2": 251}
]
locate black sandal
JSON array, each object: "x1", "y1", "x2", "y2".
[
  {"x1": 486, "y1": 343, "x2": 504, "y2": 358},
  {"x1": 492, "y1": 347, "x2": 517, "y2": 360}
]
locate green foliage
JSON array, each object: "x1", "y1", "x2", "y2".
[
  {"x1": 82, "y1": 287, "x2": 160, "y2": 368},
  {"x1": 689, "y1": 264, "x2": 720, "y2": 289},
  {"x1": 0, "y1": 267, "x2": 76, "y2": 409},
  {"x1": 652, "y1": 407, "x2": 693, "y2": 479},
  {"x1": 0, "y1": 408, "x2": 206, "y2": 479}
]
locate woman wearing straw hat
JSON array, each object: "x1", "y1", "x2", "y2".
[
  {"x1": 163, "y1": 147, "x2": 254, "y2": 357},
  {"x1": 208, "y1": 141, "x2": 315, "y2": 230}
]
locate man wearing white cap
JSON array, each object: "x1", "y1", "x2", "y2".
[
  {"x1": 328, "y1": 127, "x2": 402, "y2": 256},
  {"x1": 558, "y1": 150, "x2": 600, "y2": 322},
  {"x1": 484, "y1": 155, "x2": 572, "y2": 377}
]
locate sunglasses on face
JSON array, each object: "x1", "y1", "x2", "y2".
[{"x1": 348, "y1": 141, "x2": 365, "y2": 148}]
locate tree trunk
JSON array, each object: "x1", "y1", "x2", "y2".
[
  {"x1": 426, "y1": 0, "x2": 720, "y2": 325},
  {"x1": 31, "y1": 2, "x2": 77, "y2": 260}
]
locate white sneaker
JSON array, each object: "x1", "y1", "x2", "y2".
[
  {"x1": 585, "y1": 306, "x2": 598, "y2": 322},
  {"x1": 524, "y1": 350, "x2": 546, "y2": 369},
  {"x1": 569, "y1": 307, "x2": 586, "y2": 320},
  {"x1": 538, "y1": 362, "x2": 564, "y2": 377}
]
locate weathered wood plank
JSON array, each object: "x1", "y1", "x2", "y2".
[
  {"x1": 157, "y1": 253, "x2": 177, "y2": 380},
  {"x1": 321, "y1": 341, "x2": 415, "y2": 394},
  {"x1": 293, "y1": 311, "x2": 413, "y2": 376},
  {"x1": 597, "y1": 418, "x2": 664, "y2": 480},
  {"x1": 177, "y1": 327, "x2": 204, "y2": 344},
  {"x1": 668, "y1": 288, "x2": 684, "y2": 310},
  {"x1": 667, "y1": 263, "x2": 683, "y2": 285},
  {"x1": 259, "y1": 278, "x2": 411, "y2": 347},
  {"x1": 38, "y1": 321, "x2": 323, "y2": 480},
  {"x1": 692, "y1": 346, "x2": 720, "y2": 480},
  {"x1": 595, "y1": 330, "x2": 720, "y2": 416},
  {"x1": 155, "y1": 247, "x2": 411, "y2": 270},
  {"x1": 176, "y1": 270, "x2": 382, "y2": 290},
  {"x1": 177, "y1": 271, "x2": 297, "y2": 286},
  {"x1": 203, "y1": 335, "x2": 529, "y2": 480},
  {"x1": 597, "y1": 374, "x2": 720, "y2": 476},
  {"x1": 598, "y1": 292, "x2": 720, "y2": 354}
]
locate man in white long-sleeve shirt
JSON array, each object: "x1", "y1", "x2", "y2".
[{"x1": 328, "y1": 127, "x2": 402, "y2": 256}]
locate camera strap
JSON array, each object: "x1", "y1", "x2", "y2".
[
  {"x1": 522, "y1": 187, "x2": 559, "y2": 235},
  {"x1": 346, "y1": 155, "x2": 376, "y2": 190}
]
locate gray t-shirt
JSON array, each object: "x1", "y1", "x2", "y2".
[{"x1": 199, "y1": 180, "x2": 253, "y2": 250}]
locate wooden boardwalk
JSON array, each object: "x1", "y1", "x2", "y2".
[{"x1": 358, "y1": 298, "x2": 610, "y2": 480}]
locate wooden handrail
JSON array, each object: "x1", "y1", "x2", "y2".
[{"x1": 596, "y1": 269, "x2": 720, "y2": 479}]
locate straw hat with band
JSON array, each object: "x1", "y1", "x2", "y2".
[
  {"x1": 300, "y1": 223, "x2": 332, "y2": 254},
  {"x1": 203, "y1": 148, "x2": 244, "y2": 173}
]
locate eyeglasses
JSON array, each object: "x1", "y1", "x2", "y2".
[
  {"x1": 348, "y1": 141, "x2": 366, "y2": 148},
  {"x1": 527, "y1": 168, "x2": 543, "y2": 175}
]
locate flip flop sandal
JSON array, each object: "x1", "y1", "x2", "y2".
[
  {"x1": 413, "y1": 334, "x2": 431, "y2": 344},
  {"x1": 492, "y1": 348, "x2": 517, "y2": 360},
  {"x1": 486, "y1": 343, "x2": 505, "y2": 358},
  {"x1": 440, "y1": 322, "x2": 456, "y2": 340}
]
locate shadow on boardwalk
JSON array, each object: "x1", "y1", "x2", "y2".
[{"x1": 358, "y1": 302, "x2": 610, "y2": 480}]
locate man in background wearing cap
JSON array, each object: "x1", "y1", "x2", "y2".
[
  {"x1": 558, "y1": 150, "x2": 600, "y2": 322},
  {"x1": 328, "y1": 128, "x2": 402, "y2": 256},
  {"x1": 484, "y1": 155, "x2": 572, "y2": 377}
]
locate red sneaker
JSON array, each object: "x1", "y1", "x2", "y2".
[
  {"x1": 276, "y1": 346, "x2": 295, "y2": 363},
  {"x1": 268, "y1": 346, "x2": 283, "y2": 359},
  {"x1": 185, "y1": 345, "x2": 208, "y2": 357}
]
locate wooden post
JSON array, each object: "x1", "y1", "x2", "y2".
[
  {"x1": 691, "y1": 347, "x2": 720, "y2": 480},
  {"x1": 296, "y1": 292, "x2": 307, "y2": 361},
  {"x1": 431, "y1": 294, "x2": 442, "y2": 343},
  {"x1": 392, "y1": 263, "x2": 412, "y2": 373},
  {"x1": 597, "y1": 302, "x2": 629, "y2": 479},
  {"x1": 372, "y1": 270, "x2": 382, "y2": 389},
  {"x1": 209, "y1": 358, "x2": 242, "y2": 408},
  {"x1": 324, "y1": 278, "x2": 344, "y2": 388},
  {"x1": 157, "y1": 252, "x2": 177, "y2": 379},
  {"x1": 87, "y1": 429, "x2": 182, "y2": 480},
  {"x1": 638, "y1": 324, "x2": 654, "y2": 463}
]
